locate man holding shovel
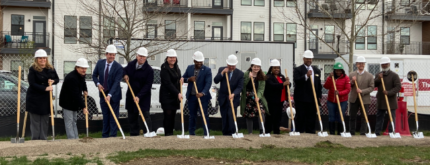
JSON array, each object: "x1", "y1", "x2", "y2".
[
  {"x1": 123, "y1": 47, "x2": 154, "y2": 136},
  {"x1": 59, "y1": 58, "x2": 89, "y2": 139},
  {"x1": 182, "y1": 51, "x2": 212, "y2": 136},
  {"x1": 92, "y1": 45, "x2": 123, "y2": 138},
  {"x1": 293, "y1": 50, "x2": 322, "y2": 134},
  {"x1": 214, "y1": 55, "x2": 244, "y2": 136},
  {"x1": 374, "y1": 57, "x2": 401, "y2": 136},
  {"x1": 349, "y1": 56, "x2": 374, "y2": 136}
]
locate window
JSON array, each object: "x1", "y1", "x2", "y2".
[
  {"x1": 368, "y1": 64, "x2": 380, "y2": 75},
  {"x1": 204, "y1": 58, "x2": 216, "y2": 69},
  {"x1": 242, "y1": 0, "x2": 252, "y2": 6},
  {"x1": 400, "y1": 27, "x2": 410, "y2": 45},
  {"x1": 355, "y1": 25, "x2": 365, "y2": 50},
  {"x1": 356, "y1": 0, "x2": 365, "y2": 10},
  {"x1": 255, "y1": 0, "x2": 264, "y2": 6},
  {"x1": 400, "y1": 0, "x2": 409, "y2": 6},
  {"x1": 11, "y1": 15, "x2": 24, "y2": 35},
  {"x1": 273, "y1": 23, "x2": 284, "y2": 41},
  {"x1": 324, "y1": 26, "x2": 334, "y2": 43},
  {"x1": 146, "y1": 20, "x2": 157, "y2": 39},
  {"x1": 103, "y1": 17, "x2": 115, "y2": 41},
  {"x1": 274, "y1": 0, "x2": 284, "y2": 7},
  {"x1": 165, "y1": 20, "x2": 176, "y2": 39},
  {"x1": 367, "y1": 25, "x2": 377, "y2": 50},
  {"x1": 286, "y1": 23, "x2": 297, "y2": 46},
  {"x1": 324, "y1": 64, "x2": 334, "y2": 80},
  {"x1": 11, "y1": 61, "x2": 24, "y2": 80},
  {"x1": 241, "y1": 22, "x2": 252, "y2": 41},
  {"x1": 253, "y1": 22, "x2": 264, "y2": 41},
  {"x1": 368, "y1": 0, "x2": 377, "y2": 10},
  {"x1": 64, "y1": 61, "x2": 93, "y2": 79},
  {"x1": 79, "y1": 16, "x2": 92, "y2": 44},
  {"x1": 286, "y1": 0, "x2": 296, "y2": 7},
  {"x1": 194, "y1": 21, "x2": 205, "y2": 40},
  {"x1": 64, "y1": 15, "x2": 77, "y2": 44},
  {"x1": 118, "y1": 17, "x2": 128, "y2": 39}
]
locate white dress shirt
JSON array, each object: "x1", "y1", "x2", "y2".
[{"x1": 304, "y1": 65, "x2": 315, "y2": 83}]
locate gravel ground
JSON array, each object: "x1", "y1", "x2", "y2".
[{"x1": 1, "y1": 134, "x2": 429, "y2": 164}]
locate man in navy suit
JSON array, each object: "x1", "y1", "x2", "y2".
[
  {"x1": 92, "y1": 45, "x2": 123, "y2": 138},
  {"x1": 293, "y1": 50, "x2": 322, "y2": 134},
  {"x1": 182, "y1": 51, "x2": 212, "y2": 136},
  {"x1": 214, "y1": 55, "x2": 244, "y2": 136}
]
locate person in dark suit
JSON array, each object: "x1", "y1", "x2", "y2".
[
  {"x1": 214, "y1": 55, "x2": 244, "y2": 136},
  {"x1": 264, "y1": 59, "x2": 291, "y2": 134},
  {"x1": 123, "y1": 47, "x2": 154, "y2": 136},
  {"x1": 160, "y1": 49, "x2": 182, "y2": 136},
  {"x1": 26, "y1": 49, "x2": 59, "y2": 140},
  {"x1": 59, "y1": 58, "x2": 89, "y2": 139},
  {"x1": 182, "y1": 51, "x2": 212, "y2": 136},
  {"x1": 92, "y1": 45, "x2": 123, "y2": 138},
  {"x1": 293, "y1": 50, "x2": 322, "y2": 134}
]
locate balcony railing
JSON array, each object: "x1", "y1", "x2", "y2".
[
  {"x1": 308, "y1": 0, "x2": 352, "y2": 18},
  {"x1": 190, "y1": 36, "x2": 231, "y2": 41},
  {"x1": 385, "y1": 41, "x2": 422, "y2": 54},
  {"x1": 1, "y1": 31, "x2": 50, "y2": 49},
  {"x1": 144, "y1": 0, "x2": 188, "y2": 7},
  {"x1": 386, "y1": 1, "x2": 430, "y2": 15},
  {"x1": 308, "y1": 40, "x2": 349, "y2": 55},
  {"x1": 142, "y1": 35, "x2": 231, "y2": 41},
  {"x1": 143, "y1": 0, "x2": 230, "y2": 9}
]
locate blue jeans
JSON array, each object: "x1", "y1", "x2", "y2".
[
  {"x1": 188, "y1": 95, "x2": 209, "y2": 135},
  {"x1": 327, "y1": 101, "x2": 347, "y2": 122},
  {"x1": 100, "y1": 98, "x2": 120, "y2": 138}
]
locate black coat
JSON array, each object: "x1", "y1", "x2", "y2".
[
  {"x1": 213, "y1": 67, "x2": 244, "y2": 107},
  {"x1": 264, "y1": 73, "x2": 291, "y2": 104},
  {"x1": 123, "y1": 59, "x2": 154, "y2": 112},
  {"x1": 293, "y1": 64, "x2": 322, "y2": 104},
  {"x1": 59, "y1": 69, "x2": 88, "y2": 111},
  {"x1": 26, "y1": 66, "x2": 59, "y2": 115},
  {"x1": 159, "y1": 62, "x2": 181, "y2": 110}
]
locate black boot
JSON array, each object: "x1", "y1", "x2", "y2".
[
  {"x1": 337, "y1": 122, "x2": 343, "y2": 135},
  {"x1": 329, "y1": 122, "x2": 335, "y2": 135}
]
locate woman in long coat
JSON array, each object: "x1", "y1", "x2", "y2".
[
  {"x1": 26, "y1": 49, "x2": 59, "y2": 140},
  {"x1": 159, "y1": 49, "x2": 182, "y2": 136}
]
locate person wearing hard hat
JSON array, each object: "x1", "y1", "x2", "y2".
[
  {"x1": 323, "y1": 62, "x2": 351, "y2": 135},
  {"x1": 349, "y1": 56, "x2": 374, "y2": 136},
  {"x1": 214, "y1": 54, "x2": 244, "y2": 136},
  {"x1": 92, "y1": 45, "x2": 124, "y2": 138},
  {"x1": 263, "y1": 59, "x2": 291, "y2": 134},
  {"x1": 59, "y1": 58, "x2": 89, "y2": 139},
  {"x1": 293, "y1": 50, "x2": 322, "y2": 134},
  {"x1": 159, "y1": 49, "x2": 183, "y2": 136},
  {"x1": 26, "y1": 49, "x2": 59, "y2": 140},
  {"x1": 123, "y1": 47, "x2": 154, "y2": 136},
  {"x1": 182, "y1": 51, "x2": 213, "y2": 136},
  {"x1": 374, "y1": 56, "x2": 401, "y2": 136},
  {"x1": 240, "y1": 58, "x2": 269, "y2": 134}
]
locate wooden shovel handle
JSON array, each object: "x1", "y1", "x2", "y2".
[
  {"x1": 380, "y1": 78, "x2": 394, "y2": 122},
  {"x1": 285, "y1": 69, "x2": 294, "y2": 120},
  {"x1": 250, "y1": 75, "x2": 264, "y2": 124},
  {"x1": 49, "y1": 81, "x2": 54, "y2": 126},
  {"x1": 193, "y1": 82, "x2": 208, "y2": 126},
  {"x1": 411, "y1": 75, "x2": 418, "y2": 122},
  {"x1": 17, "y1": 66, "x2": 21, "y2": 124},
  {"x1": 180, "y1": 81, "x2": 184, "y2": 124},
  {"x1": 309, "y1": 76, "x2": 322, "y2": 121},
  {"x1": 85, "y1": 94, "x2": 88, "y2": 129},
  {"x1": 331, "y1": 76, "x2": 345, "y2": 122},
  {"x1": 100, "y1": 89, "x2": 122, "y2": 129},
  {"x1": 125, "y1": 80, "x2": 146, "y2": 123},
  {"x1": 225, "y1": 72, "x2": 237, "y2": 122},
  {"x1": 355, "y1": 81, "x2": 369, "y2": 123}
]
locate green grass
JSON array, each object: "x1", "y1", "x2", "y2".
[
  {"x1": 107, "y1": 141, "x2": 430, "y2": 164},
  {"x1": 0, "y1": 155, "x2": 103, "y2": 165}
]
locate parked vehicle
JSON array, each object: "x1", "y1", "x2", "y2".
[{"x1": 0, "y1": 70, "x2": 27, "y2": 116}]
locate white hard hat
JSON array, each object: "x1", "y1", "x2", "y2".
[
  {"x1": 156, "y1": 127, "x2": 165, "y2": 135},
  {"x1": 286, "y1": 107, "x2": 296, "y2": 119},
  {"x1": 380, "y1": 56, "x2": 391, "y2": 64},
  {"x1": 136, "y1": 47, "x2": 148, "y2": 56},
  {"x1": 356, "y1": 56, "x2": 366, "y2": 63},
  {"x1": 34, "y1": 49, "x2": 48, "y2": 58},
  {"x1": 166, "y1": 49, "x2": 177, "y2": 57},
  {"x1": 303, "y1": 50, "x2": 314, "y2": 59},
  {"x1": 251, "y1": 58, "x2": 262, "y2": 66},
  {"x1": 105, "y1": 45, "x2": 117, "y2": 54},
  {"x1": 270, "y1": 59, "x2": 280, "y2": 67},
  {"x1": 226, "y1": 54, "x2": 238, "y2": 65},
  {"x1": 75, "y1": 58, "x2": 89, "y2": 68},
  {"x1": 193, "y1": 51, "x2": 204, "y2": 62}
]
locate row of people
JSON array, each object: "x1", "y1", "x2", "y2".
[{"x1": 25, "y1": 46, "x2": 399, "y2": 140}]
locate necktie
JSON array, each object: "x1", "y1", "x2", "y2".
[
  {"x1": 229, "y1": 71, "x2": 232, "y2": 80},
  {"x1": 103, "y1": 63, "x2": 110, "y2": 91},
  {"x1": 137, "y1": 65, "x2": 141, "y2": 70}
]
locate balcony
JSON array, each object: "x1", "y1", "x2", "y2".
[
  {"x1": 143, "y1": 0, "x2": 232, "y2": 15},
  {"x1": 308, "y1": 40, "x2": 349, "y2": 59},
  {"x1": 142, "y1": 35, "x2": 231, "y2": 41},
  {"x1": 308, "y1": 0, "x2": 352, "y2": 19},
  {"x1": 384, "y1": 41, "x2": 427, "y2": 55},
  {"x1": 0, "y1": 31, "x2": 51, "y2": 55},
  {"x1": 385, "y1": 1, "x2": 430, "y2": 21},
  {"x1": 0, "y1": 0, "x2": 51, "y2": 9}
]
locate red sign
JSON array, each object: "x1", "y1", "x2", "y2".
[
  {"x1": 402, "y1": 82, "x2": 413, "y2": 96},
  {"x1": 418, "y1": 79, "x2": 430, "y2": 91}
]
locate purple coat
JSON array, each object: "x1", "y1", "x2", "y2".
[{"x1": 123, "y1": 59, "x2": 154, "y2": 112}]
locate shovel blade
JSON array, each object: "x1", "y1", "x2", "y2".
[
  {"x1": 18, "y1": 138, "x2": 25, "y2": 143},
  {"x1": 259, "y1": 133, "x2": 271, "y2": 137},
  {"x1": 365, "y1": 133, "x2": 377, "y2": 138},
  {"x1": 10, "y1": 138, "x2": 18, "y2": 143},
  {"x1": 177, "y1": 135, "x2": 190, "y2": 139},
  {"x1": 203, "y1": 135, "x2": 215, "y2": 139},
  {"x1": 318, "y1": 132, "x2": 328, "y2": 137},
  {"x1": 389, "y1": 133, "x2": 401, "y2": 138},
  {"x1": 341, "y1": 132, "x2": 352, "y2": 138},
  {"x1": 144, "y1": 132, "x2": 157, "y2": 138},
  {"x1": 289, "y1": 132, "x2": 300, "y2": 136},
  {"x1": 413, "y1": 132, "x2": 424, "y2": 139},
  {"x1": 232, "y1": 133, "x2": 244, "y2": 138},
  {"x1": 47, "y1": 137, "x2": 59, "y2": 142}
]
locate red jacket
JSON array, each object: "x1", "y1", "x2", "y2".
[{"x1": 324, "y1": 74, "x2": 351, "y2": 103}]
